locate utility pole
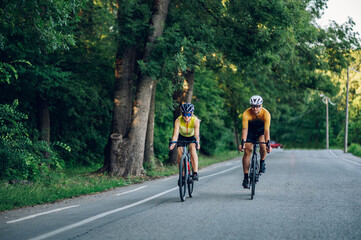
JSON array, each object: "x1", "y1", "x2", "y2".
[
  {"x1": 345, "y1": 67, "x2": 350, "y2": 153},
  {"x1": 320, "y1": 94, "x2": 336, "y2": 149}
]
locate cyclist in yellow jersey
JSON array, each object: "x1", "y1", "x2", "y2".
[
  {"x1": 238, "y1": 95, "x2": 272, "y2": 188},
  {"x1": 169, "y1": 103, "x2": 201, "y2": 180}
]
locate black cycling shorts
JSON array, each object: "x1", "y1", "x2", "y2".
[
  {"x1": 246, "y1": 120, "x2": 264, "y2": 142},
  {"x1": 177, "y1": 135, "x2": 197, "y2": 147}
]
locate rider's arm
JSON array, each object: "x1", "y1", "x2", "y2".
[
  {"x1": 264, "y1": 128, "x2": 272, "y2": 153},
  {"x1": 264, "y1": 128, "x2": 270, "y2": 143},
  {"x1": 264, "y1": 110, "x2": 271, "y2": 152},
  {"x1": 169, "y1": 118, "x2": 180, "y2": 150},
  {"x1": 239, "y1": 111, "x2": 249, "y2": 151},
  {"x1": 194, "y1": 118, "x2": 200, "y2": 149},
  {"x1": 239, "y1": 128, "x2": 248, "y2": 151}
]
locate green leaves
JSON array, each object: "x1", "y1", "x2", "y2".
[
  {"x1": 0, "y1": 101, "x2": 65, "y2": 181},
  {"x1": 0, "y1": 60, "x2": 31, "y2": 84},
  {"x1": 0, "y1": 62, "x2": 17, "y2": 84}
]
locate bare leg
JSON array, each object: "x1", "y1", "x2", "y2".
[
  {"x1": 242, "y1": 143, "x2": 253, "y2": 174},
  {"x1": 177, "y1": 147, "x2": 183, "y2": 165},
  {"x1": 259, "y1": 135, "x2": 267, "y2": 161},
  {"x1": 189, "y1": 143, "x2": 198, "y2": 173}
]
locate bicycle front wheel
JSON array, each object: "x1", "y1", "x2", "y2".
[
  {"x1": 179, "y1": 156, "x2": 187, "y2": 201},
  {"x1": 187, "y1": 156, "x2": 194, "y2": 198},
  {"x1": 250, "y1": 157, "x2": 256, "y2": 199}
]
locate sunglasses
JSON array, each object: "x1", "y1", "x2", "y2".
[
  {"x1": 251, "y1": 105, "x2": 261, "y2": 108},
  {"x1": 182, "y1": 112, "x2": 192, "y2": 117}
]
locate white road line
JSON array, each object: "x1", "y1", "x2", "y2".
[
  {"x1": 29, "y1": 187, "x2": 178, "y2": 240},
  {"x1": 116, "y1": 186, "x2": 147, "y2": 196},
  {"x1": 330, "y1": 150, "x2": 361, "y2": 166},
  {"x1": 6, "y1": 205, "x2": 79, "y2": 224},
  {"x1": 29, "y1": 165, "x2": 238, "y2": 240},
  {"x1": 160, "y1": 176, "x2": 176, "y2": 182},
  {"x1": 201, "y1": 165, "x2": 240, "y2": 180}
]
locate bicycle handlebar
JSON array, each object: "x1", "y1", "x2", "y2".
[
  {"x1": 169, "y1": 138, "x2": 199, "y2": 150},
  {"x1": 241, "y1": 139, "x2": 270, "y2": 149}
]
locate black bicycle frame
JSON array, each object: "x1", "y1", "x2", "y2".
[{"x1": 169, "y1": 139, "x2": 198, "y2": 201}]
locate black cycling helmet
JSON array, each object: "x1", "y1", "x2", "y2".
[{"x1": 180, "y1": 103, "x2": 194, "y2": 113}]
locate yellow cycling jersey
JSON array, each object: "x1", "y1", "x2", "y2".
[
  {"x1": 241, "y1": 107, "x2": 271, "y2": 130},
  {"x1": 178, "y1": 115, "x2": 197, "y2": 137}
]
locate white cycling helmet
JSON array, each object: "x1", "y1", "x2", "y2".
[{"x1": 249, "y1": 95, "x2": 263, "y2": 105}]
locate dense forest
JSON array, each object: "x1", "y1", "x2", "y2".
[{"x1": 1, "y1": 0, "x2": 360, "y2": 181}]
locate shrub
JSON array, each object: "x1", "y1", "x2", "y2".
[
  {"x1": 348, "y1": 143, "x2": 361, "y2": 158},
  {"x1": 0, "y1": 100, "x2": 65, "y2": 181}
]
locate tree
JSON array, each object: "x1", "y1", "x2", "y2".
[
  {"x1": 106, "y1": 0, "x2": 171, "y2": 177},
  {"x1": 0, "y1": 0, "x2": 83, "y2": 144},
  {"x1": 218, "y1": 65, "x2": 250, "y2": 152}
]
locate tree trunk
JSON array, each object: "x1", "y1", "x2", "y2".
[
  {"x1": 36, "y1": 93, "x2": 50, "y2": 144},
  {"x1": 144, "y1": 81, "x2": 157, "y2": 169},
  {"x1": 166, "y1": 74, "x2": 183, "y2": 165},
  {"x1": 109, "y1": 133, "x2": 124, "y2": 174},
  {"x1": 167, "y1": 69, "x2": 195, "y2": 165},
  {"x1": 183, "y1": 69, "x2": 195, "y2": 103},
  {"x1": 122, "y1": 76, "x2": 154, "y2": 176},
  {"x1": 112, "y1": 46, "x2": 135, "y2": 137},
  {"x1": 100, "y1": 46, "x2": 136, "y2": 173},
  {"x1": 107, "y1": 0, "x2": 171, "y2": 177}
]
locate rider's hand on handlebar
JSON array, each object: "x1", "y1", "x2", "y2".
[
  {"x1": 239, "y1": 139, "x2": 245, "y2": 152},
  {"x1": 169, "y1": 143, "x2": 176, "y2": 150},
  {"x1": 266, "y1": 146, "x2": 272, "y2": 153},
  {"x1": 266, "y1": 140, "x2": 272, "y2": 153}
]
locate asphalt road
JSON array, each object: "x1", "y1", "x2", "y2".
[{"x1": 1, "y1": 149, "x2": 361, "y2": 240}]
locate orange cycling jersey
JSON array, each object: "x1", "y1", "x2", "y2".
[{"x1": 241, "y1": 107, "x2": 271, "y2": 130}]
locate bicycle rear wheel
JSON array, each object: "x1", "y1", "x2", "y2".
[
  {"x1": 250, "y1": 156, "x2": 256, "y2": 199},
  {"x1": 187, "y1": 156, "x2": 194, "y2": 197},
  {"x1": 179, "y1": 156, "x2": 187, "y2": 201}
]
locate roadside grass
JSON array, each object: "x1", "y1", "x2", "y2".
[
  {"x1": 348, "y1": 143, "x2": 361, "y2": 157},
  {"x1": 0, "y1": 151, "x2": 240, "y2": 212}
]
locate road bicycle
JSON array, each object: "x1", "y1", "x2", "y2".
[
  {"x1": 244, "y1": 140, "x2": 269, "y2": 200},
  {"x1": 169, "y1": 139, "x2": 198, "y2": 202}
]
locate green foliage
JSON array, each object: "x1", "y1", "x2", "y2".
[
  {"x1": 0, "y1": 62, "x2": 17, "y2": 84},
  {"x1": 117, "y1": 0, "x2": 152, "y2": 48},
  {"x1": 348, "y1": 143, "x2": 361, "y2": 157},
  {"x1": 323, "y1": 18, "x2": 361, "y2": 72},
  {"x1": 1, "y1": 0, "x2": 114, "y2": 168},
  {"x1": 50, "y1": 0, "x2": 115, "y2": 166},
  {"x1": 193, "y1": 66, "x2": 235, "y2": 155},
  {"x1": 0, "y1": 60, "x2": 31, "y2": 84},
  {"x1": 0, "y1": 101, "x2": 65, "y2": 181},
  {"x1": 348, "y1": 119, "x2": 361, "y2": 146},
  {"x1": 217, "y1": 64, "x2": 251, "y2": 124}
]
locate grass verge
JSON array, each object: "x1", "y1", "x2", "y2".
[
  {"x1": 0, "y1": 151, "x2": 240, "y2": 212},
  {"x1": 348, "y1": 143, "x2": 361, "y2": 157}
]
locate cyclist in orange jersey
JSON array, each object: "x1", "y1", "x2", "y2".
[
  {"x1": 169, "y1": 103, "x2": 201, "y2": 180},
  {"x1": 239, "y1": 95, "x2": 272, "y2": 188}
]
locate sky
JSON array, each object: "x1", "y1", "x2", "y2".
[{"x1": 316, "y1": 0, "x2": 361, "y2": 35}]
